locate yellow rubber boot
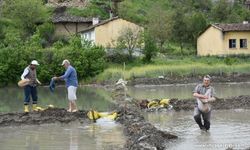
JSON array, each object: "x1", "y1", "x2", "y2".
[
  {"x1": 32, "y1": 104, "x2": 37, "y2": 111},
  {"x1": 24, "y1": 105, "x2": 29, "y2": 112}
]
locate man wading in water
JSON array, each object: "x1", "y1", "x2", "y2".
[{"x1": 193, "y1": 75, "x2": 216, "y2": 131}]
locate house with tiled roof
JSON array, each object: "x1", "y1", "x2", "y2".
[
  {"x1": 197, "y1": 21, "x2": 250, "y2": 56},
  {"x1": 52, "y1": 13, "x2": 93, "y2": 36},
  {"x1": 51, "y1": 6, "x2": 95, "y2": 36},
  {"x1": 79, "y1": 17, "x2": 143, "y2": 48}
]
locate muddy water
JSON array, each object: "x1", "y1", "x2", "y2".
[
  {"x1": 0, "y1": 86, "x2": 113, "y2": 112},
  {"x1": 1, "y1": 83, "x2": 250, "y2": 150},
  {"x1": 145, "y1": 109, "x2": 250, "y2": 150},
  {"x1": 0, "y1": 86, "x2": 125, "y2": 150},
  {"x1": 0, "y1": 121, "x2": 125, "y2": 150},
  {"x1": 128, "y1": 82, "x2": 250, "y2": 99},
  {"x1": 2, "y1": 82, "x2": 249, "y2": 112}
]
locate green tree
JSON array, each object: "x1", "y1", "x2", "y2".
[
  {"x1": 0, "y1": 0, "x2": 49, "y2": 37},
  {"x1": 0, "y1": 18, "x2": 14, "y2": 46},
  {"x1": 211, "y1": 0, "x2": 231, "y2": 22},
  {"x1": 142, "y1": 32, "x2": 158, "y2": 63},
  {"x1": 171, "y1": 8, "x2": 188, "y2": 51},
  {"x1": 185, "y1": 12, "x2": 207, "y2": 44},
  {"x1": 192, "y1": 0, "x2": 212, "y2": 12},
  {"x1": 116, "y1": 26, "x2": 143, "y2": 60},
  {"x1": 146, "y1": 3, "x2": 172, "y2": 52},
  {"x1": 118, "y1": 0, "x2": 151, "y2": 23},
  {"x1": 227, "y1": 2, "x2": 250, "y2": 22},
  {"x1": 36, "y1": 23, "x2": 55, "y2": 48}
]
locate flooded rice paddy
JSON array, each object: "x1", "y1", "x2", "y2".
[{"x1": 0, "y1": 83, "x2": 250, "y2": 149}]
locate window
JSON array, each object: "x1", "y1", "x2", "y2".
[
  {"x1": 240, "y1": 39, "x2": 247, "y2": 48},
  {"x1": 229, "y1": 39, "x2": 236, "y2": 48}
]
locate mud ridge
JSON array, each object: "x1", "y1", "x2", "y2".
[
  {"x1": 0, "y1": 108, "x2": 88, "y2": 127},
  {"x1": 129, "y1": 73, "x2": 250, "y2": 85},
  {"x1": 169, "y1": 95, "x2": 250, "y2": 111},
  {"x1": 112, "y1": 84, "x2": 177, "y2": 150}
]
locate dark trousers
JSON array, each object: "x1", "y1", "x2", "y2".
[
  {"x1": 24, "y1": 85, "x2": 38, "y2": 105},
  {"x1": 193, "y1": 106, "x2": 211, "y2": 130}
]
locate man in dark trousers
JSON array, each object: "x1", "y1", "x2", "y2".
[
  {"x1": 21, "y1": 60, "x2": 41, "y2": 112},
  {"x1": 193, "y1": 75, "x2": 216, "y2": 131}
]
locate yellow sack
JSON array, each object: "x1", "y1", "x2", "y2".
[
  {"x1": 87, "y1": 110, "x2": 100, "y2": 120},
  {"x1": 87, "y1": 111, "x2": 118, "y2": 120},
  {"x1": 147, "y1": 101, "x2": 159, "y2": 108},
  {"x1": 105, "y1": 112, "x2": 118, "y2": 120},
  {"x1": 159, "y1": 99, "x2": 170, "y2": 107}
]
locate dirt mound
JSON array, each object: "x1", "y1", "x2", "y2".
[
  {"x1": 129, "y1": 73, "x2": 250, "y2": 85},
  {"x1": 0, "y1": 108, "x2": 88, "y2": 127},
  {"x1": 113, "y1": 84, "x2": 177, "y2": 150}
]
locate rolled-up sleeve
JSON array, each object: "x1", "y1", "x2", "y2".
[
  {"x1": 21, "y1": 68, "x2": 29, "y2": 80},
  {"x1": 193, "y1": 85, "x2": 200, "y2": 93},
  {"x1": 60, "y1": 67, "x2": 72, "y2": 79}
]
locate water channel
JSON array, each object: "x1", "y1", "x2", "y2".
[{"x1": 0, "y1": 82, "x2": 250, "y2": 149}]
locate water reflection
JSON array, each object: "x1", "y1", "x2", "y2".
[
  {"x1": 0, "y1": 86, "x2": 113, "y2": 112},
  {"x1": 83, "y1": 119, "x2": 126, "y2": 150},
  {"x1": 0, "y1": 122, "x2": 125, "y2": 150},
  {"x1": 69, "y1": 129, "x2": 78, "y2": 150},
  {"x1": 128, "y1": 82, "x2": 250, "y2": 99}
]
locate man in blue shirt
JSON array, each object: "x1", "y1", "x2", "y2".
[{"x1": 53, "y1": 59, "x2": 78, "y2": 112}]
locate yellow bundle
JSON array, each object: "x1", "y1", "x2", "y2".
[{"x1": 87, "y1": 110, "x2": 118, "y2": 120}]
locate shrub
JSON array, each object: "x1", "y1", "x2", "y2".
[{"x1": 0, "y1": 36, "x2": 106, "y2": 85}]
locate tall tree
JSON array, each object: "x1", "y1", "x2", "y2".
[
  {"x1": 146, "y1": 3, "x2": 172, "y2": 52},
  {"x1": 211, "y1": 0, "x2": 231, "y2": 22},
  {"x1": 171, "y1": 8, "x2": 188, "y2": 50},
  {"x1": 0, "y1": 0, "x2": 49, "y2": 37},
  {"x1": 142, "y1": 32, "x2": 158, "y2": 63},
  {"x1": 116, "y1": 26, "x2": 143, "y2": 60},
  {"x1": 185, "y1": 12, "x2": 207, "y2": 44}
]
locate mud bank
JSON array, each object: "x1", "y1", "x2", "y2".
[
  {"x1": 169, "y1": 95, "x2": 250, "y2": 111},
  {"x1": 0, "y1": 108, "x2": 88, "y2": 127},
  {"x1": 112, "y1": 84, "x2": 177, "y2": 150},
  {"x1": 128, "y1": 73, "x2": 250, "y2": 85}
]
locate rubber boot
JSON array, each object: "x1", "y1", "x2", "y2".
[
  {"x1": 24, "y1": 105, "x2": 29, "y2": 112},
  {"x1": 32, "y1": 104, "x2": 37, "y2": 111}
]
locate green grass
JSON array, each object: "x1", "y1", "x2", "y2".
[{"x1": 94, "y1": 56, "x2": 250, "y2": 82}]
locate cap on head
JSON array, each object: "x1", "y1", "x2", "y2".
[
  {"x1": 203, "y1": 75, "x2": 211, "y2": 80},
  {"x1": 61, "y1": 59, "x2": 70, "y2": 66},
  {"x1": 31, "y1": 60, "x2": 39, "y2": 66}
]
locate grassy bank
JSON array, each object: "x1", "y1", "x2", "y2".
[{"x1": 94, "y1": 56, "x2": 250, "y2": 83}]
